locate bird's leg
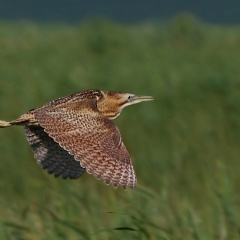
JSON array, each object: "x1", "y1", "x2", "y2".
[
  {"x1": 0, "y1": 120, "x2": 11, "y2": 128},
  {"x1": 0, "y1": 113, "x2": 38, "y2": 128}
]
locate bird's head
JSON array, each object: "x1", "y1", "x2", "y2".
[{"x1": 97, "y1": 91, "x2": 153, "y2": 120}]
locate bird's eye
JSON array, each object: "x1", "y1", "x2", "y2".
[{"x1": 128, "y1": 95, "x2": 131, "y2": 100}]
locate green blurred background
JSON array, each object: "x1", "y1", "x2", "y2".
[{"x1": 0, "y1": 15, "x2": 240, "y2": 239}]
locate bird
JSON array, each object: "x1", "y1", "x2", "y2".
[{"x1": 0, "y1": 89, "x2": 153, "y2": 189}]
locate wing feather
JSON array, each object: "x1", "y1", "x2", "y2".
[
  {"x1": 33, "y1": 99, "x2": 136, "y2": 189},
  {"x1": 24, "y1": 125, "x2": 86, "y2": 179}
]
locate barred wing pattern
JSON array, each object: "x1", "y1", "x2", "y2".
[
  {"x1": 33, "y1": 99, "x2": 136, "y2": 189},
  {"x1": 24, "y1": 125, "x2": 85, "y2": 179}
]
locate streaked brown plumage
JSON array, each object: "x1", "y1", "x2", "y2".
[{"x1": 0, "y1": 89, "x2": 153, "y2": 189}]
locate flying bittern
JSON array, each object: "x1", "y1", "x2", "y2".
[{"x1": 0, "y1": 89, "x2": 153, "y2": 189}]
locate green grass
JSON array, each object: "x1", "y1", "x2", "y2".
[{"x1": 0, "y1": 14, "x2": 240, "y2": 239}]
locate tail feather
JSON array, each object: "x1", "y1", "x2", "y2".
[{"x1": 0, "y1": 120, "x2": 12, "y2": 128}]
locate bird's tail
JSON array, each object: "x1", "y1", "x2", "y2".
[{"x1": 0, "y1": 120, "x2": 12, "y2": 128}]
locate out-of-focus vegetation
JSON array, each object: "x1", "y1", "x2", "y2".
[{"x1": 0, "y1": 15, "x2": 240, "y2": 239}]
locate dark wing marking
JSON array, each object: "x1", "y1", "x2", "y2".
[
  {"x1": 33, "y1": 99, "x2": 136, "y2": 189},
  {"x1": 24, "y1": 125, "x2": 85, "y2": 179}
]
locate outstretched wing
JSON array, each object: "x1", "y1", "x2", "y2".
[
  {"x1": 33, "y1": 99, "x2": 136, "y2": 189},
  {"x1": 24, "y1": 125, "x2": 85, "y2": 179}
]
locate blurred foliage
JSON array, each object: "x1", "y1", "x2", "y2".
[{"x1": 0, "y1": 14, "x2": 240, "y2": 239}]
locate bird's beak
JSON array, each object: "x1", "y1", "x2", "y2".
[{"x1": 129, "y1": 95, "x2": 154, "y2": 104}]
